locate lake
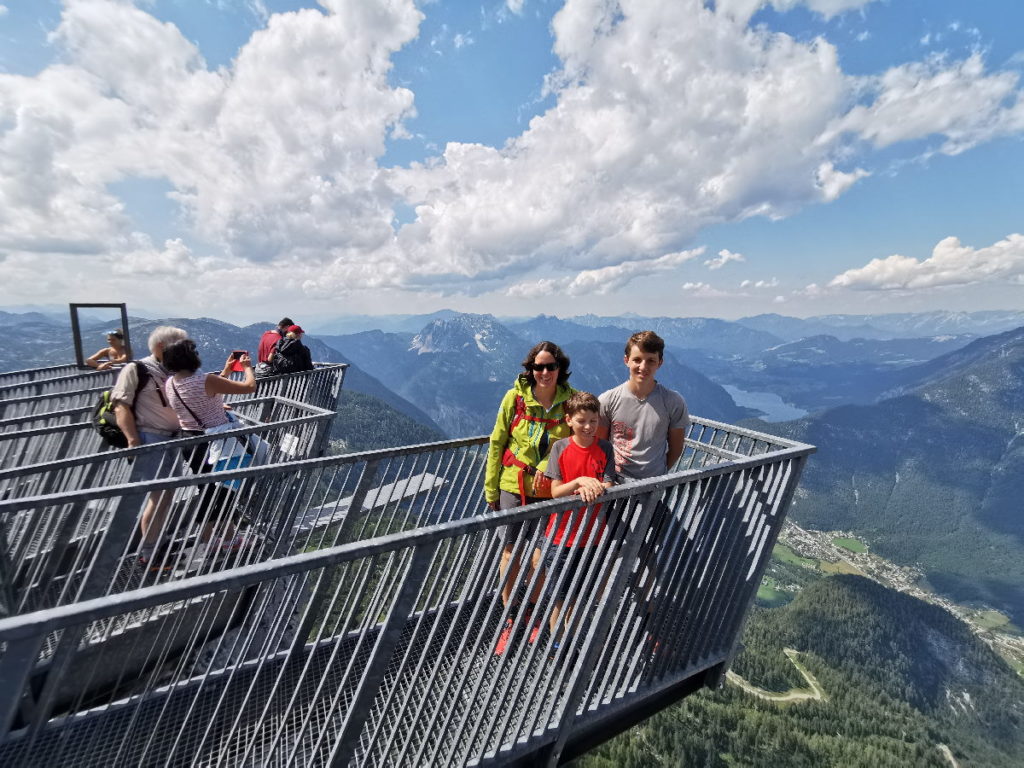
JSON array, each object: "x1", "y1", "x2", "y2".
[{"x1": 723, "y1": 384, "x2": 808, "y2": 422}]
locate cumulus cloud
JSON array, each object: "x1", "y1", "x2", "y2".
[
  {"x1": 829, "y1": 234, "x2": 1024, "y2": 291},
  {"x1": 506, "y1": 247, "x2": 703, "y2": 297},
  {"x1": 0, "y1": 0, "x2": 423, "y2": 302},
  {"x1": 715, "y1": 0, "x2": 880, "y2": 25},
  {"x1": 681, "y1": 281, "x2": 734, "y2": 298},
  {"x1": 740, "y1": 277, "x2": 779, "y2": 288},
  {"x1": 705, "y1": 249, "x2": 745, "y2": 270},
  {"x1": 816, "y1": 162, "x2": 870, "y2": 201},
  {"x1": 827, "y1": 53, "x2": 1024, "y2": 155},
  {"x1": 1, "y1": 0, "x2": 1023, "y2": 312}
]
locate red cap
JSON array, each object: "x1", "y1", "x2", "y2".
[{"x1": 287, "y1": 325, "x2": 304, "y2": 334}]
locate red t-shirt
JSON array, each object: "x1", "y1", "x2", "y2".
[
  {"x1": 542, "y1": 437, "x2": 615, "y2": 547},
  {"x1": 257, "y1": 329, "x2": 282, "y2": 363}
]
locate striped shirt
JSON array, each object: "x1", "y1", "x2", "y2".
[{"x1": 165, "y1": 372, "x2": 229, "y2": 431}]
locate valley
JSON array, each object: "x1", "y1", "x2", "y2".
[{"x1": 769, "y1": 522, "x2": 1024, "y2": 677}]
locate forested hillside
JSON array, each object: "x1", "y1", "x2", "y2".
[
  {"x1": 760, "y1": 327, "x2": 1024, "y2": 623},
  {"x1": 576, "y1": 575, "x2": 1024, "y2": 767}
]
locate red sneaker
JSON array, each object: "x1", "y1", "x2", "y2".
[{"x1": 494, "y1": 617, "x2": 515, "y2": 656}]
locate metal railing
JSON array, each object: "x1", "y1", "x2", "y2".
[
  {"x1": 0, "y1": 417, "x2": 813, "y2": 767},
  {"x1": 0, "y1": 395, "x2": 336, "y2": 615},
  {"x1": 234, "y1": 363, "x2": 348, "y2": 414},
  {"x1": 0, "y1": 363, "x2": 346, "y2": 423},
  {"x1": 0, "y1": 364, "x2": 84, "y2": 387},
  {"x1": 0, "y1": 369, "x2": 117, "y2": 401}
]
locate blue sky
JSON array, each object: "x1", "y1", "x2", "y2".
[{"x1": 0, "y1": 0, "x2": 1022, "y2": 323}]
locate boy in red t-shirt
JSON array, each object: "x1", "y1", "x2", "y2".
[{"x1": 535, "y1": 391, "x2": 615, "y2": 643}]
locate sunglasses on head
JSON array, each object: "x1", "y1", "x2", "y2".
[{"x1": 528, "y1": 362, "x2": 559, "y2": 372}]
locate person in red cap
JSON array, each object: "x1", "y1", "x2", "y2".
[
  {"x1": 257, "y1": 317, "x2": 293, "y2": 364},
  {"x1": 270, "y1": 324, "x2": 313, "y2": 374}
]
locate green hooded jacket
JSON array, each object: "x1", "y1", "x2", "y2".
[{"x1": 484, "y1": 376, "x2": 577, "y2": 503}]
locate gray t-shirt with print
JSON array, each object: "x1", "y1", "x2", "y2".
[{"x1": 599, "y1": 381, "x2": 689, "y2": 481}]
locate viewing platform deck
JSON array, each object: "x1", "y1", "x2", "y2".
[{"x1": 0, "y1": 360, "x2": 813, "y2": 767}]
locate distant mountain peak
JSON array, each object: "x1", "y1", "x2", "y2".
[{"x1": 409, "y1": 313, "x2": 514, "y2": 355}]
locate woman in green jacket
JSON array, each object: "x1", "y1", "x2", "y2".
[{"x1": 485, "y1": 341, "x2": 576, "y2": 641}]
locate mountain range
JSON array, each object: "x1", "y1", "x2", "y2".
[
  {"x1": 320, "y1": 313, "x2": 756, "y2": 436},
  {"x1": 762, "y1": 326, "x2": 1024, "y2": 624},
  {"x1": 737, "y1": 310, "x2": 1024, "y2": 342}
]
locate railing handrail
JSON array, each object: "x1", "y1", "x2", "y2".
[
  {"x1": 0, "y1": 368, "x2": 116, "y2": 397},
  {"x1": 0, "y1": 417, "x2": 810, "y2": 514},
  {"x1": 0, "y1": 394, "x2": 334, "y2": 480},
  {"x1": 0, "y1": 440, "x2": 812, "y2": 639}
]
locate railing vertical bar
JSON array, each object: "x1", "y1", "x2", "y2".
[
  {"x1": 323, "y1": 543, "x2": 438, "y2": 767},
  {"x1": 697, "y1": 459, "x2": 788, "y2": 663}
]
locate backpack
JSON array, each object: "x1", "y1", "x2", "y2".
[
  {"x1": 501, "y1": 394, "x2": 564, "y2": 504},
  {"x1": 92, "y1": 361, "x2": 152, "y2": 449}
]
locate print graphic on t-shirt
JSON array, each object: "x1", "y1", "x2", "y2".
[{"x1": 609, "y1": 420, "x2": 635, "y2": 474}]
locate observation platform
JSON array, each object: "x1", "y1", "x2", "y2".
[{"x1": 0, "y1": 358, "x2": 813, "y2": 767}]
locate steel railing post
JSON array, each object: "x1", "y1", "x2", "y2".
[
  {"x1": 326, "y1": 541, "x2": 440, "y2": 768},
  {"x1": 541, "y1": 488, "x2": 665, "y2": 768},
  {"x1": 0, "y1": 633, "x2": 45, "y2": 739},
  {"x1": 704, "y1": 455, "x2": 807, "y2": 688}
]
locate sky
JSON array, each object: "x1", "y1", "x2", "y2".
[{"x1": 0, "y1": 0, "x2": 1022, "y2": 325}]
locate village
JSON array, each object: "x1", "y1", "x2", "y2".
[{"x1": 776, "y1": 522, "x2": 1024, "y2": 676}]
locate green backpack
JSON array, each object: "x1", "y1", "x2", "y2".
[{"x1": 92, "y1": 361, "x2": 151, "y2": 449}]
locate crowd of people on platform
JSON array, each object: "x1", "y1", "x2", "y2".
[
  {"x1": 94, "y1": 318, "x2": 313, "y2": 572},
  {"x1": 84, "y1": 321, "x2": 688, "y2": 650}
]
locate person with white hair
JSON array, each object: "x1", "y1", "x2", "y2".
[{"x1": 109, "y1": 325, "x2": 189, "y2": 569}]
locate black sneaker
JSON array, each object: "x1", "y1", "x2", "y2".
[{"x1": 138, "y1": 541, "x2": 179, "y2": 572}]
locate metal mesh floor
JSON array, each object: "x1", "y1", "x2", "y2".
[{"x1": 0, "y1": 599, "x2": 661, "y2": 768}]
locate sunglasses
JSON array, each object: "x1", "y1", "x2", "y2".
[{"x1": 528, "y1": 362, "x2": 559, "y2": 372}]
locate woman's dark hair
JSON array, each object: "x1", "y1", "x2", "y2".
[
  {"x1": 107, "y1": 328, "x2": 124, "y2": 341},
  {"x1": 162, "y1": 338, "x2": 202, "y2": 374},
  {"x1": 519, "y1": 340, "x2": 571, "y2": 387}
]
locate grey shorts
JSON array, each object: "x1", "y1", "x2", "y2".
[
  {"x1": 541, "y1": 546, "x2": 588, "y2": 599},
  {"x1": 128, "y1": 431, "x2": 183, "y2": 483},
  {"x1": 499, "y1": 489, "x2": 541, "y2": 547}
]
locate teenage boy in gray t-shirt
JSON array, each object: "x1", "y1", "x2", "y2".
[
  {"x1": 598, "y1": 330, "x2": 689, "y2": 656},
  {"x1": 597, "y1": 330, "x2": 689, "y2": 482}
]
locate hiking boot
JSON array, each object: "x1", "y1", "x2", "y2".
[
  {"x1": 138, "y1": 541, "x2": 180, "y2": 573},
  {"x1": 494, "y1": 609, "x2": 534, "y2": 656}
]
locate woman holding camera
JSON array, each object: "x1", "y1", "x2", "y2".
[
  {"x1": 162, "y1": 340, "x2": 256, "y2": 431},
  {"x1": 160, "y1": 339, "x2": 257, "y2": 572}
]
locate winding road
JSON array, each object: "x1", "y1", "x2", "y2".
[{"x1": 726, "y1": 648, "x2": 827, "y2": 703}]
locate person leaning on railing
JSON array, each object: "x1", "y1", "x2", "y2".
[
  {"x1": 485, "y1": 341, "x2": 577, "y2": 655},
  {"x1": 85, "y1": 328, "x2": 130, "y2": 370},
  {"x1": 109, "y1": 325, "x2": 189, "y2": 568}
]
